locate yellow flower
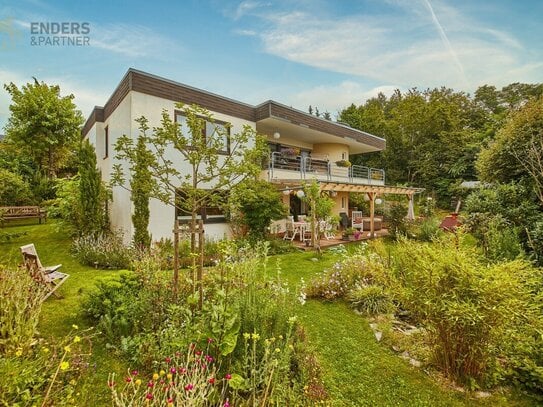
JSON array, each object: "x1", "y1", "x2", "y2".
[
  {"x1": 72, "y1": 324, "x2": 79, "y2": 330},
  {"x1": 42, "y1": 347, "x2": 50, "y2": 353},
  {"x1": 243, "y1": 333, "x2": 251, "y2": 340},
  {"x1": 60, "y1": 361, "x2": 70, "y2": 371},
  {"x1": 70, "y1": 379, "x2": 77, "y2": 385},
  {"x1": 152, "y1": 373, "x2": 159, "y2": 381},
  {"x1": 274, "y1": 348, "x2": 281, "y2": 353},
  {"x1": 167, "y1": 373, "x2": 172, "y2": 380},
  {"x1": 15, "y1": 349, "x2": 23, "y2": 357},
  {"x1": 135, "y1": 379, "x2": 142, "y2": 386},
  {"x1": 251, "y1": 333, "x2": 260, "y2": 341},
  {"x1": 160, "y1": 370, "x2": 166, "y2": 376},
  {"x1": 278, "y1": 335, "x2": 283, "y2": 340},
  {"x1": 73, "y1": 336, "x2": 81, "y2": 343},
  {"x1": 64, "y1": 345, "x2": 71, "y2": 353}
]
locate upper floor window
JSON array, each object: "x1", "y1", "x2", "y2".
[
  {"x1": 175, "y1": 111, "x2": 230, "y2": 155},
  {"x1": 103, "y1": 126, "x2": 109, "y2": 159}
]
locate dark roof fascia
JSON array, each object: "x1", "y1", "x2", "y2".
[{"x1": 254, "y1": 100, "x2": 386, "y2": 150}]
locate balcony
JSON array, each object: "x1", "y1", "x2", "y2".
[{"x1": 266, "y1": 152, "x2": 385, "y2": 186}]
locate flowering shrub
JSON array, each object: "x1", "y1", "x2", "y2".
[
  {"x1": 306, "y1": 252, "x2": 390, "y2": 301},
  {"x1": 72, "y1": 232, "x2": 134, "y2": 268},
  {"x1": 0, "y1": 264, "x2": 46, "y2": 354},
  {"x1": 110, "y1": 344, "x2": 230, "y2": 406},
  {"x1": 0, "y1": 327, "x2": 93, "y2": 406}
]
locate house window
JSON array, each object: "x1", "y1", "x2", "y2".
[
  {"x1": 175, "y1": 111, "x2": 230, "y2": 154},
  {"x1": 341, "y1": 152, "x2": 346, "y2": 160},
  {"x1": 341, "y1": 196, "x2": 346, "y2": 209},
  {"x1": 175, "y1": 189, "x2": 228, "y2": 224},
  {"x1": 104, "y1": 126, "x2": 109, "y2": 159}
]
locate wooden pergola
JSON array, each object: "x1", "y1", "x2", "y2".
[{"x1": 273, "y1": 179, "x2": 424, "y2": 238}]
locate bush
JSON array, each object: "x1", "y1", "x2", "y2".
[
  {"x1": 0, "y1": 264, "x2": 46, "y2": 354},
  {"x1": 386, "y1": 202, "x2": 409, "y2": 238},
  {"x1": 391, "y1": 236, "x2": 542, "y2": 388},
  {"x1": 415, "y1": 217, "x2": 442, "y2": 242},
  {"x1": 347, "y1": 285, "x2": 394, "y2": 316},
  {"x1": 485, "y1": 216, "x2": 524, "y2": 262},
  {"x1": 72, "y1": 232, "x2": 134, "y2": 269},
  {"x1": 306, "y1": 248, "x2": 390, "y2": 301},
  {"x1": 0, "y1": 168, "x2": 33, "y2": 206}
]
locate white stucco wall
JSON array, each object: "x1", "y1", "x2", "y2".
[{"x1": 106, "y1": 91, "x2": 255, "y2": 241}]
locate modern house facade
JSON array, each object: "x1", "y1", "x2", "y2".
[{"x1": 83, "y1": 69, "x2": 416, "y2": 242}]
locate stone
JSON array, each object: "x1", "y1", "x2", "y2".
[{"x1": 374, "y1": 331, "x2": 382, "y2": 342}]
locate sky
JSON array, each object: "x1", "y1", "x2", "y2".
[{"x1": 0, "y1": 0, "x2": 542, "y2": 131}]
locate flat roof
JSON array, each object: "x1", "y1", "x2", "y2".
[{"x1": 82, "y1": 69, "x2": 385, "y2": 151}]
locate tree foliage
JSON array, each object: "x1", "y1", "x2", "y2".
[
  {"x1": 477, "y1": 96, "x2": 543, "y2": 205},
  {"x1": 3, "y1": 79, "x2": 83, "y2": 178},
  {"x1": 229, "y1": 179, "x2": 286, "y2": 239},
  {"x1": 78, "y1": 140, "x2": 108, "y2": 236}
]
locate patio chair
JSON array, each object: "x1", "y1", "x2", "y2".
[
  {"x1": 352, "y1": 211, "x2": 364, "y2": 231},
  {"x1": 283, "y1": 220, "x2": 300, "y2": 241},
  {"x1": 20, "y1": 243, "x2": 68, "y2": 300}
]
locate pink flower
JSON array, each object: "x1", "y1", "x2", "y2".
[
  {"x1": 125, "y1": 377, "x2": 132, "y2": 383},
  {"x1": 225, "y1": 373, "x2": 232, "y2": 380},
  {"x1": 147, "y1": 381, "x2": 154, "y2": 388},
  {"x1": 195, "y1": 350, "x2": 202, "y2": 356},
  {"x1": 184, "y1": 383, "x2": 194, "y2": 391},
  {"x1": 170, "y1": 367, "x2": 176, "y2": 374},
  {"x1": 179, "y1": 367, "x2": 187, "y2": 374},
  {"x1": 146, "y1": 393, "x2": 153, "y2": 400},
  {"x1": 205, "y1": 355, "x2": 213, "y2": 362},
  {"x1": 131, "y1": 370, "x2": 139, "y2": 376},
  {"x1": 223, "y1": 399, "x2": 230, "y2": 407}
]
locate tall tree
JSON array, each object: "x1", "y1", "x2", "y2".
[{"x1": 4, "y1": 79, "x2": 83, "y2": 178}]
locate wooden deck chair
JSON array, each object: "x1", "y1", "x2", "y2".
[
  {"x1": 20, "y1": 244, "x2": 68, "y2": 300},
  {"x1": 351, "y1": 211, "x2": 364, "y2": 231}
]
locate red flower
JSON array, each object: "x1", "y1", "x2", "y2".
[
  {"x1": 184, "y1": 383, "x2": 194, "y2": 391},
  {"x1": 147, "y1": 381, "x2": 154, "y2": 388},
  {"x1": 167, "y1": 398, "x2": 174, "y2": 404},
  {"x1": 125, "y1": 377, "x2": 132, "y2": 383},
  {"x1": 195, "y1": 350, "x2": 202, "y2": 356},
  {"x1": 208, "y1": 377, "x2": 216, "y2": 384},
  {"x1": 179, "y1": 367, "x2": 187, "y2": 374},
  {"x1": 170, "y1": 367, "x2": 176, "y2": 374},
  {"x1": 165, "y1": 357, "x2": 172, "y2": 364},
  {"x1": 225, "y1": 374, "x2": 232, "y2": 380},
  {"x1": 131, "y1": 370, "x2": 139, "y2": 376},
  {"x1": 146, "y1": 393, "x2": 153, "y2": 400}
]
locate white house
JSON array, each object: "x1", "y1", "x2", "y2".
[{"x1": 83, "y1": 68, "x2": 419, "y2": 242}]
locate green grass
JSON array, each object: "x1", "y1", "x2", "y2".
[
  {"x1": 0, "y1": 220, "x2": 125, "y2": 405},
  {"x1": 0, "y1": 224, "x2": 536, "y2": 406}
]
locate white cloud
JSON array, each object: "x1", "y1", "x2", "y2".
[
  {"x1": 237, "y1": 0, "x2": 542, "y2": 91},
  {"x1": 233, "y1": 1, "x2": 270, "y2": 20},
  {"x1": 288, "y1": 81, "x2": 398, "y2": 118},
  {"x1": 90, "y1": 23, "x2": 182, "y2": 59}
]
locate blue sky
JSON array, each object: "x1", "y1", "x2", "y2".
[{"x1": 0, "y1": 0, "x2": 542, "y2": 131}]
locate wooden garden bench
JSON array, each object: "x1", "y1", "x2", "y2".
[{"x1": 0, "y1": 206, "x2": 47, "y2": 226}]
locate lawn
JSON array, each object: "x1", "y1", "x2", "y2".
[{"x1": 0, "y1": 221, "x2": 535, "y2": 406}]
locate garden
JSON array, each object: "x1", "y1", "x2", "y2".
[{"x1": 1, "y1": 79, "x2": 543, "y2": 406}]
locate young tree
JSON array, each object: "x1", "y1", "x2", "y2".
[
  {"x1": 113, "y1": 118, "x2": 154, "y2": 250},
  {"x1": 113, "y1": 103, "x2": 267, "y2": 302},
  {"x1": 302, "y1": 180, "x2": 334, "y2": 252},
  {"x1": 4, "y1": 79, "x2": 83, "y2": 178},
  {"x1": 78, "y1": 140, "x2": 107, "y2": 236}
]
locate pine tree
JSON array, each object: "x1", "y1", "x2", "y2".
[{"x1": 78, "y1": 140, "x2": 105, "y2": 236}]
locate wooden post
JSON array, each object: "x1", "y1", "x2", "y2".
[
  {"x1": 369, "y1": 192, "x2": 375, "y2": 239},
  {"x1": 198, "y1": 219, "x2": 204, "y2": 310},
  {"x1": 172, "y1": 219, "x2": 180, "y2": 299}
]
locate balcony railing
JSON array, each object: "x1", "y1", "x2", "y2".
[{"x1": 267, "y1": 152, "x2": 385, "y2": 185}]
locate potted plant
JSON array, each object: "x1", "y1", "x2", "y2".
[
  {"x1": 342, "y1": 227, "x2": 356, "y2": 241},
  {"x1": 282, "y1": 147, "x2": 300, "y2": 158},
  {"x1": 335, "y1": 159, "x2": 351, "y2": 167}
]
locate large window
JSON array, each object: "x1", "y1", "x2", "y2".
[
  {"x1": 175, "y1": 189, "x2": 228, "y2": 224},
  {"x1": 175, "y1": 111, "x2": 230, "y2": 154}
]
